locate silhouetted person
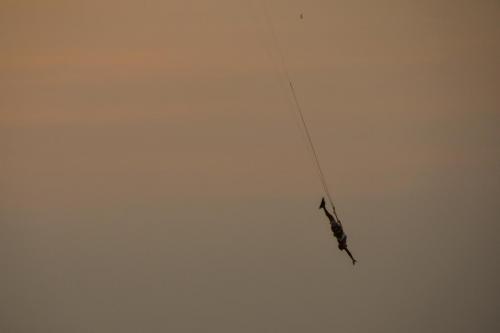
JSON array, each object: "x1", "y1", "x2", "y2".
[{"x1": 319, "y1": 197, "x2": 357, "y2": 265}]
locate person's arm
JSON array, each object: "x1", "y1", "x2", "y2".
[{"x1": 344, "y1": 248, "x2": 357, "y2": 265}]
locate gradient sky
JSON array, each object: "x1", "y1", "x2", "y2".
[{"x1": 1, "y1": 1, "x2": 499, "y2": 332}]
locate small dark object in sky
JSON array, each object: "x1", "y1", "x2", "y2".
[{"x1": 300, "y1": 13, "x2": 303, "y2": 19}]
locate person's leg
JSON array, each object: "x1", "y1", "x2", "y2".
[
  {"x1": 319, "y1": 197, "x2": 336, "y2": 223},
  {"x1": 322, "y1": 206, "x2": 335, "y2": 223}
]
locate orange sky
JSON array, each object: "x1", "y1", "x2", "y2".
[{"x1": 1, "y1": 1, "x2": 499, "y2": 332}]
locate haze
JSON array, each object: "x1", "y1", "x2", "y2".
[{"x1": 1, "y1": 1, "x2": 499, "y2": 332}]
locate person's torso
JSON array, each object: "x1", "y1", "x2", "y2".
[{"x1": 331, "y1": 222, "x2": 345, "y2": 240}]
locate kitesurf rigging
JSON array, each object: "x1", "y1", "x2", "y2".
[{"x1": 255, "y1": 2, "x2": 358, "y2": 265}]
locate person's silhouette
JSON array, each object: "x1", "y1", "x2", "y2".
[{"x1": 319, "y1": 198, "x2": 357, "y2": 265}]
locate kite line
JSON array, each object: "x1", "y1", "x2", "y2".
[{"x1": 258, "y1": 1, "x2": 340, "y2": 222}]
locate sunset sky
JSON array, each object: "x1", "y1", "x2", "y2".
[{"x1": 1, "y1": 1, "x2": 499, "y2": 332}]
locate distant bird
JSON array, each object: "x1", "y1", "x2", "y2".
[{"x1": 300, "y1": 13, "x2": 303, "y2": 19}]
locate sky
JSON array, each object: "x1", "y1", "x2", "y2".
[{"x1": 1, "y1": 1, "x2": 499, "y2": 332}]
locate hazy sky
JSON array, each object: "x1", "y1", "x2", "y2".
[{"x1": 1, "y1": 1, "x2": 499, "y2": 332}]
